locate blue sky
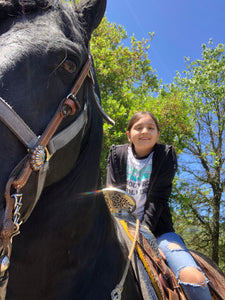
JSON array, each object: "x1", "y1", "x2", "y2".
[{"x1": 105, "y1": 0, "x2": 225, "y2": 85}]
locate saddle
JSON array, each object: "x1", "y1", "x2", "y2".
[
  {"x1": 116, "y1": 219, "x2": 225, "y2": 300},
  {"x1": 190, "y1": 250, "x2": 225, "y2": 300}
]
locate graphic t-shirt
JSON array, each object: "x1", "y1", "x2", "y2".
[{"x1": 126, "y1": 146, "x2": 153, "y2": 220}]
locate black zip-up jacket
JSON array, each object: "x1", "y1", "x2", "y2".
[{"x1": 106, "y1": 143, "x2": 177, "y2": 237}]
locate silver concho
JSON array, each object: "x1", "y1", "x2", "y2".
[
  {"x1": 0, "y1": 255, "x2": 10, "y2": 273},
  {"x1": 30, "y1": 145, "x2": 46, "y2": 171}
]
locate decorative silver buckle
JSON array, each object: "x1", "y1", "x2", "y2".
[{"x1": 30, "y1": 145, "x2": 46, "y2": 171}]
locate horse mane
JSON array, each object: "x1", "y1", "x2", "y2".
[
  {"x1": 0, "y1": 0, "x2": 58, "y2": 19},
  {"x1": 0, "y1": 0, "x2": 90, "y2": 46}
]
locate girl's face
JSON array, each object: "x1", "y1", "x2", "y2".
[{"x1": 127, "y1": 115, "x2": 160, "y2": 157}]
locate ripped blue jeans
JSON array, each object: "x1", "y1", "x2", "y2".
[{"x1": 157, "y1": 232, "x2": 212, "y2": 300}]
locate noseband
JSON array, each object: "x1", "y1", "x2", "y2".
[{"x1": 0, "y1": 54, "x2": 114, "y2": 288}]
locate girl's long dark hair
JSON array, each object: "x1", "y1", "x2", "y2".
[{"x1": 126, "y1": 112, "x2": 160, "y2": 132}]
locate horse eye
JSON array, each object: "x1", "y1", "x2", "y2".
[{"x1": 62, "y1": 59, "x2": 77, "y2": 73}]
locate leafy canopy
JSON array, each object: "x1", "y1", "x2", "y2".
[{"x1": 172, "y1": 40, "x2": 225, "y2": 266}]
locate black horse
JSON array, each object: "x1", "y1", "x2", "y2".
[{"x1": 0, "y1": 0, "x2": 143, "y2": 299}]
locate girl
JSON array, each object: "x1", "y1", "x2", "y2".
[{"x1": 106, "y1": 112, "x2": 212, "y2": 300}]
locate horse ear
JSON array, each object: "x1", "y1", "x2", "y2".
[{"x1": 76, "y1": 0, "x2": 106, "y2": 40}]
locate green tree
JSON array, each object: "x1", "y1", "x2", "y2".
[
  {"x1": 146, "y1": 88, "x2": 193, "y2": 153},
  {"x1": 172, "y1": 40, "x2": 225, "y2": 266}
]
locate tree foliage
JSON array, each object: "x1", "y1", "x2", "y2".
[
  {"x1": 172, "y1": 40, "x2": 225, "y2": 267},
  {"x1": 148, "y1": 88, "x2": 193, "y2": 152}
]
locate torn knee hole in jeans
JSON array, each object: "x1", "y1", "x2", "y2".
[
  {"x1": 167, "y1": 242, "x2": 183, "y2": 250},
  {"x1": 178, "y1": 267, "x2": 208, "y2": 287}
]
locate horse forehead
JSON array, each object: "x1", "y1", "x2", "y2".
[{"x1": 0, "y1": 14, "x2": 85, "y2": 73}]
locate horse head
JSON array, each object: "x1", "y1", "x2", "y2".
[
  {"x1": 0, "y1": 0, "x2": 110, "y2": 295},
  {"x1": 0, "y1": 0, "x2": 110, "y2": 219}
]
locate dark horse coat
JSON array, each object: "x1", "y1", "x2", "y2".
[{"x1": 0, "y1": 0, "x2": 143, "y2": 299}]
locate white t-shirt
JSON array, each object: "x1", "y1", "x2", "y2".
[{"x1": 126, "y1": 146, "x2": 153, "y2": 220}]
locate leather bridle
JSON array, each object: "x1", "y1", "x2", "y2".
[{"x1": 0, "y1": 54, "x2": 114, "y2": 286}]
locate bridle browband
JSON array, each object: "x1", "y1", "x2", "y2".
[{"x1": 0, "y1": 54, "x2": 114, "y2": 285}]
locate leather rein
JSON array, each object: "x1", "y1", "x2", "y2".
[{"x1": 0, "y1": 54, "x2": 114, "y2": 283}]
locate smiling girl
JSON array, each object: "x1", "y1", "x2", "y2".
[{"x1": 106, "y1": 112, "x2": 212, "y2": 300}]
